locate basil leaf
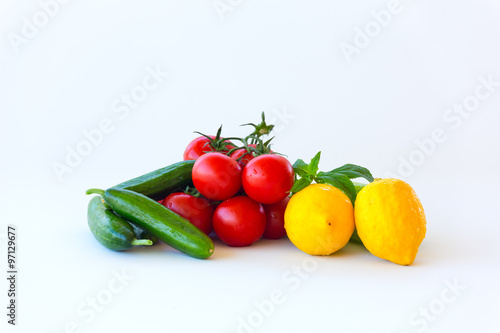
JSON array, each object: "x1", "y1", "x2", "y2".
[
  {"x1": 352, "y1": 181, "x2": 368, "y2": 194},
  {"x1": 330, "y1": 164, "x2": 374, "y2": 183},
  {"x1": 308, "y1": 151, "x2": 321, "y2": 176},
  {"x1": 292, "y1": 159, "x2": 310, "y2": 177},
  {"x1": 290, "y1": 176, "x2": 312, "y2": 194},
  {"x1": 315, "y1": 172, "x2": 357, "y2": 205}
]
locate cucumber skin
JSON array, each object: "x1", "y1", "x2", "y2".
[
  {"x1": 87, "y1": 196, "x2": 138, "y2": 251},
  {"x1": 131, "y1": 223, "x2": 158, "y2": 245},
  {"x1": 112, "y1": 160, "x2": 195, "y2": 201},
  {"x1": 103, "y1": 188, "x2": 214, "y2": 259}
]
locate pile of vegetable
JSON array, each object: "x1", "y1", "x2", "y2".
[{"x1": 86, "y1": 113, "x2": 426, "y2": 265}]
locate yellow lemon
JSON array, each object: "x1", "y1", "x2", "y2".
[
  {"x1": 354, "y1": 178, "x2": 426, "y2": 266},
  {"x1": 284, "y1": 183, "x2": 355, "y2": 255}
]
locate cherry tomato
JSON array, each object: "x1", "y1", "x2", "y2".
[
  {"x1": 192, "y1": 153, "x2": 242, "y2": 201},
  {"x1": 242, "y1": 154, "x2": 294, "y2": 204},
  {"x1": 183, "y1": 136, "x2": 234, "y2": 160},
  {"x1": 162, "y1": 192, "x2": 214, "y2": 235},
  {"x1": 230, "y1": 144, "x2": 257, "y2": 167},
  {"x1": 213, "y1": 196, "x2": 266, "y2": 247},
  {"x1": 262, "y1": 196, "x2": 289, "y2": 239},
  {"x1": 183, "y1": 136, "x2": 216, "y2": 160}
]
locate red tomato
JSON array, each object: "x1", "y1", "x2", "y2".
[
  {"x1": 242, "y1": 154, "x2": 294, "y2": 204},
  {"x1": 162, "y1": 192, "x2": 214, "y2": 235},
  {"x1": 183, "y1": 136, "x2": 234, "y2": 160},
  {"x1": 230, "y1": 144, "x2": 257, "y2": 167},
  {"x1": 262, "y1": 196, "x2": 289, "y2": 239},
  {"x1": 192, "y1": 153, "x2": 242, "y2": 201},
  {"x1": 213, "y1": 196, "x2": 266, "y2": 247},
  {"x1": 183, "y1": 136, "x2": 215, "y2": 160}
]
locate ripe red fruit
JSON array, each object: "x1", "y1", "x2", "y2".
[
  {"x1": 242, "y1": 154, "x2": 294, "y2": 204},
  {"x1": 192, "y1": 153, "x2": 242, "y2": 201},
  {"x1": 213, "y1": 196, "x2": 266, "y2": 247},
  {"x1": 162, "y1": 192, "x2": 214, "y2": 235},
  {"x1": 262, "y1": 196, "x2": 289, "y2": 239},
  {"x1": 230, "y1": 144, "x2": 257, "y2": 167},
  {"x1": 183, "y1": 136, "x2": 234, "y2": 160}
]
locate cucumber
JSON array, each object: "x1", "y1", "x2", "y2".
[
  {"x1": 130, "y1": 223, "x2": 159, "y2": 245},
  {"x1": 86, "y1": 188, "x2": 214, "y2": 259},
  {"x1": 112, "y1": 160, "x2": 195, "y2": 201},
  {"x1": 87, "y1": 196, "x2": 153, "y2": 251},
  {"x1": 97, "y1": 195, "x2": 157, "y2": 243}
]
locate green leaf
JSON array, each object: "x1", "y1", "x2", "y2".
[
  {"x1": 292, "y1": 151, "x2": 322, "y2": 178},
  {"x1": 352, "y1": 181, "x2": 368, "y2": 194},
  {"x1": 349, "y1": 228, "x2": 364, "y2": 245},
  {"x1": 315, "y1": 172, "x2": 357, "y2": 205},
  {"x1": 309, "y1": 151, "x2": 321, "y2": 176},
  {"x1": 292, "y1": 159, "x2": 310, "y2": 177},
  {"x1": 290, "y1": 176, "x2": 312, "y2": 194},
  {"x1": 330, "y1": 164, "x2": 374, "y2": 182}
]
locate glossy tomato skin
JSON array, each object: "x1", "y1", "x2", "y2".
[
  {"x1": 213, "y1": 196, "x2": 266, "y2": 247},
  {"x1": 183, "y1": 136, "x2": 234, "y2": 160},
  {"x1": 162, "y1": 192, "x2": 214, "y2": 235},
  {"x1": 230, "y1": 144, "x2": 257, "y2": 167},
  {"x1": 242, "y1": 154, "x2": 294, "y2": 204},
  {"x1": 192, "y1": 153, "x2": 242, "y2": 201},
  {"x1": 183, "y1": 136, "x2": 215, "y2": 160},
  {"x1": 262, "y1": 196, "x2": 289, "y2": 239}
]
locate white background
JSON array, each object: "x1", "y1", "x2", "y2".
[{"x1": 1, "y1": 0, "x2": 500, "y2": 332}]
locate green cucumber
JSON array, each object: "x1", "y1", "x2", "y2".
[
  {"x1": 93, "y1": 196, "x2": 157, "y2": 244},
  {"x1": 112, "y1": 160, "x2": 195, "y2": 201},
  {"x1": 87, "y1": 196, "x2": 153, "y2": 251},
  {"x1": 86, "y1": 188, "x2": 214, "y2": 259},
  {"x1": 131, "y1": 223, "x2": 159, "y2": 245}
]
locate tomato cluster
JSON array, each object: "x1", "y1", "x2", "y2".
[{"x1": 159, "y1": 116, "x2": 294, "y2": 247}]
